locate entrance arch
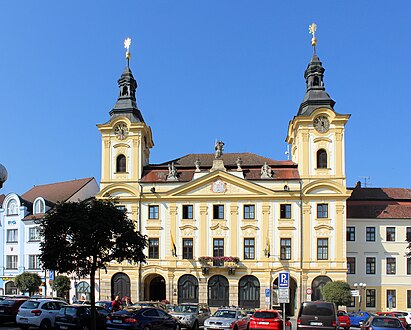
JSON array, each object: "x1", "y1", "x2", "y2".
[
  {"x1": 111, "y1": 272, "x2": 130, "y2": 300},
  {"x1": 178, "y1": 274, "x2": 198, "y2": 304},
  {"x1": 208, "y1": 275, "x2": 229, "y2": 307},
  {"x1": 273, "y1": 276, "x2": 298, "y2": 316},
  {"x1": 238, "y1": 275, "x2": 260, "y2": 308},
  {"x1": 312, "y1": 276, "x2": 332, "y2": 301},
  {"x1": 5, "y1": 281, "x2": 17, "y2": 295},
  {"x1": 144, "y1": 274, "x2": 166, "y2": 301}
]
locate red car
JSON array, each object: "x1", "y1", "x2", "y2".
[
  {"x1": 249, "y1": 309, "x2": 292, "y2": 330},
  {"x1": 377, "y1": 312, "x2": 408, "y2": 329},
  {"x1": 337, "y1": 310, "x2": 351, "y2": 330}
]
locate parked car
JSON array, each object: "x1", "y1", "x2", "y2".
[
  {"x1": 296, "y1": 301, "x2": 338, "y2": 330},
  {"x1": 0, "y1": 297, "x2": 29, "y2": 324},
  {"x1": 349, "y1": 310, "x2": 373, "y2": 327},
  {"x1": 395, "y1": 312, "x2": 411, "y2": 328},
  {"x1": 16, "y1": 298, "x2": 68, "y2": 329},
  {"x1": 127, "y1": 301, "x2": 167, "y2": 311},
  {"x1": 337, "y1": 310, "x2": 351, "y2": 330},
  {"x1": 377, "y1": 312, "x2": 408, "y2": 329},
  {"x1": 248, "y1": 309, "x2": 291, "y2": 330},
  {"x1": 95, "y1": 300, "x2": 113, "y2": 312},
  {"x1": 361, "y1": 315, "x2": 405, "y2": 330},
  {"x1": 106, "y1": 306, "x2": 181, "y2": 329},
  {"x1": 204, "y1": 307, "x2": 249, "y2": 330},
  {"x1": 55, "y1": 304, "x2": 110, "y2": 330},
  {"x1": 170, "y1": 303, "x2": 211, "y2": 329}
]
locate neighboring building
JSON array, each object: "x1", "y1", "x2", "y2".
[
  {"x1": 347, "y1": 184, "x2": 411, "y2": 311},
  {"x1": 0, "y1": 178, "x2": 99, "y2": 298},
  {"x1": 96, "y1": 38, "x2": 350, "y2": 315}
]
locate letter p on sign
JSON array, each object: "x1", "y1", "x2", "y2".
[{"x1": 279, "y1": 271, "x2": 289, "y2": 288}]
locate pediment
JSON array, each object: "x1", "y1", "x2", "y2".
[
  {"x1": 314, "y1": 224, "x2": 333, "y2": 231},
  {"x1": 210, "y1": 223, "x2": 229, "y2": 231},
  {"x1": 166, "y1": 171, "x2": 273, "y2": 198}
]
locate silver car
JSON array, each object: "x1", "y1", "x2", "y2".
[
  {"x1": 171, "y1": 303, "x2": 211, "y2": 329},
  {"x1": 204, "y1": 307, "x2": 249, "y2": 330}
]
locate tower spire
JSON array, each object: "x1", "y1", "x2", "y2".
[
  {"x1": 124, "y1": 37, "x2": 131, "y2": 68},
  {"x1": 297, "y1": 23, "x2": 335, "y2": 116}
]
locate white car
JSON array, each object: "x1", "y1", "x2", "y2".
[{"x1": 16, "y1": 298, "x2": 68, "y2": 330}]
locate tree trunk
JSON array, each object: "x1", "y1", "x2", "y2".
[{"x1": 90, "y1": 266, "x2": 96, "y2": 330}]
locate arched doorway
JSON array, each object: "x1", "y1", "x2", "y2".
[
  {"x1": 5, "y1": 281, "x2": 17, "y2": 295},
  {"x1": 144, "y1": 274, "x2": 166, "y2": 302},
  {"x1": 208, "y1": 275, "x2": 229, "y2": 307},
  {"x1": 273, "y1": 276, "x2": 298, "y2": 316},
  {"x1": 111, "y1": 272, "x2": 131, "y2": 300},
  {"x1": 238, "y1": 275, "x2": 260, "y2": 308},
  {"x1": 178, "y1": 275, "x2": 198, "y2": 304},
  {"x1": 312, "y1": 276, "x2": 332, "y2": 301},
  {"x1": 77, "y1": 281, "x2": 90, "y2": 301}
]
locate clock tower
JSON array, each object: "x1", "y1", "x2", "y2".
[{"x1": 97, "y1": 39, "x2": 154, "y2": 195}]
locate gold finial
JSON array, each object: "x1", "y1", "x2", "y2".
[
  {"x1": 124, "y1": 37, "x2": 131, "y2": 63},
  {"x1": 308, "y1": 23, "x2": 317, "y2": 48}
]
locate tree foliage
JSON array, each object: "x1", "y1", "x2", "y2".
[
  {"x1": 51, "y1": 275, "x2": 71, "y2": 298},
  {"x1": 15, "y1": 272, "x2": 42, "y2": 296},
  {"x1": 39, "y1": 198, "x2": 147, "y2": 330},
  {"x1": 322, "y1": 281, "x2": 352, "y2": 307}
]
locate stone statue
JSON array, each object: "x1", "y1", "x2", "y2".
[
  {"x1": 236, "y1": 157, "x2": 243, "y2": 171},
  {"x1": 167, "y1": 162, "x2": 178, "y2": 181},
  {"x1": 260, "y1": 162, "x2": 272, "y2": 179},
  {"x1": 214, "y1": 141, "x2": 224, "y2": 159},
  {"x1": 194, "y1": 158, "x2": 201, "y2": 172}
]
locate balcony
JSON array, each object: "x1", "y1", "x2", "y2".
[{"x1": 198, "y1": 256, "x2": 240, "y2": 275}]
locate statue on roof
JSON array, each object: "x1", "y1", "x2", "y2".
[
  {"x1": 214, "y1": 141, "x2": 224, "y2": 159},
  {"x1": 260, "y1": 162, "x2": 273, "y2": 179},
  {"x1": 167, "y1": 162, "x2": 178, "y2": 181}
]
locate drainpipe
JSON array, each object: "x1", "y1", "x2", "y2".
[
  {"x1": 299, "y1": 179, "x2": 303, "y2": 304},
  {"x1": 138, "y1": 183, "x2": 143, "y2": 301}
]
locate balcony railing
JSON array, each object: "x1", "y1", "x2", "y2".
[{"x1": 198, "y1": 256, "x2": 239, "y2": 275}]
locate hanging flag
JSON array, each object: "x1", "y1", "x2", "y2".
[
  {"x1": 170, "y1": 232, "x2": 177, "y2": 257},
  {"x1": 266, "y1": 236, "x2": 271, "y2": 258}
]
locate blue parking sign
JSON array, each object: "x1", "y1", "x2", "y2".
[
  {"x1": 278, "y1": 272, "x2": 289, "y2": 288},
  {"x1": 49, "y1": 270, "x2": 55, "y2": 281},
  {"x1": 265, "y1": 289, "x2": 270, "y2": 297}
]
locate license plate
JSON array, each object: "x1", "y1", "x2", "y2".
[
  {"x1": 310, "y1": 321, "x2": 323, "y2": 326},
  {"x1": 60, "y1": 326, "x2": 68, "y2": 329},
  {"x1": 258, "y1": 321, "x2": 269, "y2": 325},
  {"x1": 19, "y1": 318, "x2": 28, "y2": 323},
  {"x1": 112, "y1": 319, "x2": 122, "y2": 324}
]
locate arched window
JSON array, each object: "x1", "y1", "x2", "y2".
[
  {"x1": 77, "y1": 281, "x2": 90, "y2": 301},
  {"x1": 7, "y1": 199, "x2": 18, "y2": 215},
  {"x1": 116, "y1": 155, "x2": 126, "y2": 173},
  {"x1": 208, "y1": 275, "x2": 229, "y2": 307},
  {"x1": 178, "y1": 275, "x2": 199, "y2": 304},
  {"x1": 312, "y1": 276, "x2": 332, "y2": 301},
  {"x1": 313, "y1": 76, "x2": 320, "y2": 86},
  {"x1": 5, "y1": 281, "x2": 17, "y2": 295},
  {"x1": 34, "y1": 199, "x2": 45, "y2": 214},
  {"x1": 238, "y1": 275, "x2": 260, "y2": 308},
  {"x1": 317, "y1": 149, "x2": 327, "y2": 169},
  {"x1": 111, "y1": 272, "x2": 130, "y2": 301}
]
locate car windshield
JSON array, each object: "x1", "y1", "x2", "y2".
[
  {"x1": 253, "y1": 311, "x2": 279, "y2": 319},
  {"x1": 213, "y1": 310, "x2": 236, "y2": 318},
  {"x1": 372, "y1": 317, "x2": 402, "y2": 328},
  {"x1": 174, "y1": 305, "x2": 198, "y2": 313},
  {"x1": 338, "y1": 311, "x2": 348, "y2": 316},
  {"x1": 301, "y1": 303, "x2": 334, "y2": 316},
  {"x1": 0, "y1": 299, "x2": 18, "y2": 306}
]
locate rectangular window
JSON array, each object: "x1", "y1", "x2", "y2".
[
  {"x1": 346, "y1": 227, "x2": 356, "y2": 241},
  {"x1": 407, "y1": 290, "x2": 411, "y2": 309},
  {"x1": 6, "y1": 255, "x2": 18, "y2": 269},
  {"x1": 148, "y1": 205, "x2": 159, "y2": 219},
  {"x1": 317, "y1": 238, "x2": 328, "y2": 260},
  {"x1": 182, "y1": 238, "x2": 193, "y2": 259},
  {"x1": 244, "y1": 238, "x2": 255, "y2": 260},
  {"x1": 28, "y1": 227, "x2": 40, "y2": 242},
  {"x1": 213, "y1": 238, "x2": 224, "y2": 266},
  {"x1": 148, "y1": 238, "x2": 159, "y2": 259},
  {"x1": 386, "y1": 289, "x2": 396, "y2": 309},
  {"x1": 407, "y1": 227, "x2": 411, "y2": 242},
  {"x1": 366, "y1": 257, "x2": 376, "y2": 274},
  {"x1": 386, "y1": 227, "x2": 396, "y2": 241},
  {"x1": 347, "y1": 257, "x2": 356, "y2": 274},
  {"x1": 366, "y1": 227, "x2": 376, "y2": 242},
  {"x1": 280, "y1": 238, "x2": 292, "y2": 260},
  {"x1": 366, "y1": 289, "x2": 376, "y2": 308},
  {"x1": 407, "y1": 258, "x2": 411, "y2": 275},
  {"x1": 213, "y1": 205, "x2": 224, "y2": 219},
  {"x1": 6, "y1": 229, "x2": 18, "y2": 243},
  {"x1": 182, "y1": 205, "x2": 193, "y2": 219},
  {"x1": 386, "y1": 257, "x2": 396, "y2": 275},
  {"x1": 28, "y1": 255, "x2": 41, "y2": 270},
  {"x1": 243, "y1": 205, "x2": 255, "y2": 219},
  {"x1": 317, "y1": 204, "x2": 328, "y2": 218},
  {"x1": 280, "y1": 204, "x2": 291, "y2": 219}
]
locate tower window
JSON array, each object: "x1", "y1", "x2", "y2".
[
  {"x1": 116, "y1": 154, "x2": 126, "y2": 173},
  {"x1": 313, "y1": 76, "x2": 320, "y2": 86},
  {"x1": 317, "y1": 149, "x2": 327, "y2": 169}
]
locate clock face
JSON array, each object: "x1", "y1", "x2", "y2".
[
  {"x1": 314, "y1": 115, "x2": 330, "y2": 133},
  {"x1": 114, "y1": 123, "x2": 128, "y2": 140}
]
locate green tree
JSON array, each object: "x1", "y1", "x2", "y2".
[
  {"x1": 39, "y1": 198, "x2": 147, "y2": 330},
  {"x1": 15, "y1": 272, "x2": 42, "y2": 296},
  {"x1": 322, "y1": 281, "x2": 352, "y2": 307},
  {"x1": 51, "y1": 275, "x2": 71, "y2": 300}
]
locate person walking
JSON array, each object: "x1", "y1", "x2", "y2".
[{"x1": 112, "y1": 295, "x2": 122, "y2": 312}]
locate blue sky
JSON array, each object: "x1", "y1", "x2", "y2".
[{"x1": 1, "y1": 1, "x2": 410, "y2": 194}]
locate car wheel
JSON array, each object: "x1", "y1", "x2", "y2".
[
  {"x1": 191, "y1": 320, "x2": 199, "y2": 330},
  {"x1": 40, "y1": 319, "x2": 52, "y2": 330}
]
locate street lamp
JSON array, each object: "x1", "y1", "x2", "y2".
[
  {"x1": 354, "y1": 282, "x2": 366, "y2": 311},
  {"x1": 0, "y1": 163, "x2": 8, "y2": 188}
]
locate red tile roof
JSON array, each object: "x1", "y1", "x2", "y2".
[{"x1": 349, "y1": 187, "x2": 411, "y2": 201}]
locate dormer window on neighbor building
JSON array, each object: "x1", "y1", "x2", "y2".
[
  {"x1": 34, "y1": 198, "x2": 45, "y2": 214},
  {"x1": 6, "y1": 199, "x2": 18, "y2": 215}
]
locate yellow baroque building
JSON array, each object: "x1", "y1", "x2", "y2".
[{"x1": 96, "y1": 46, "x2": 351, "y2": 315}]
